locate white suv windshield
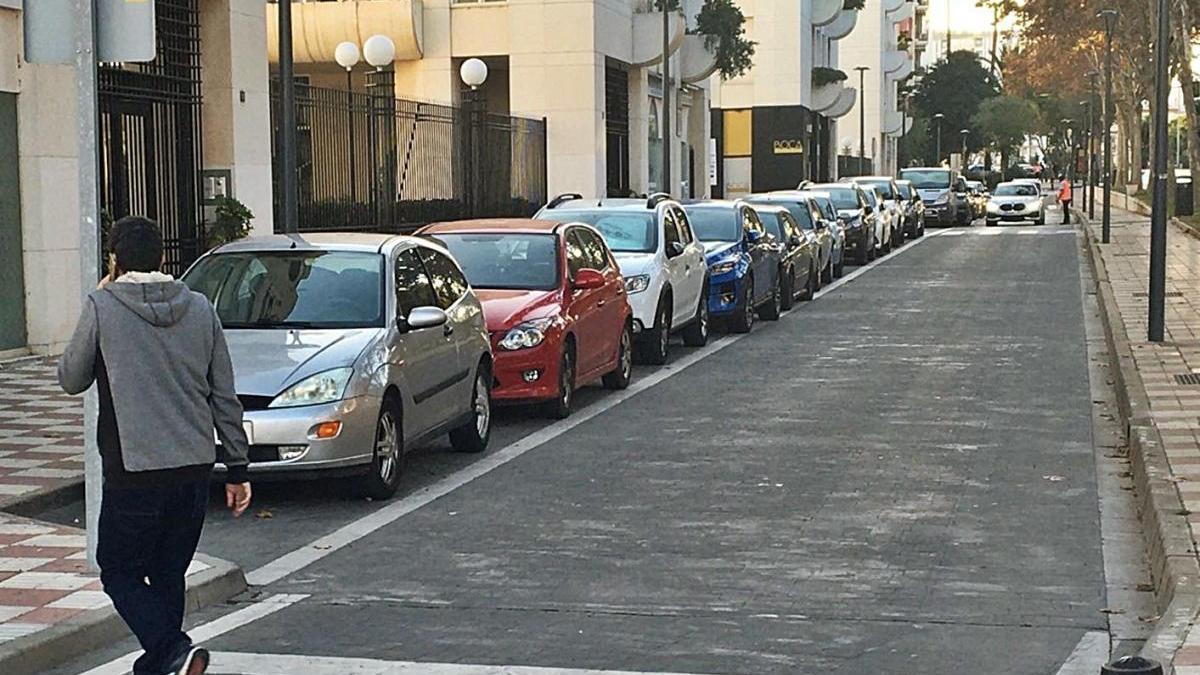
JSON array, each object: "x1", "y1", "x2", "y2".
[{"x1": 543, "y1": 211, "x2": 656, "y2": 253}]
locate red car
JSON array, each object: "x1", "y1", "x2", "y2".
[{"x1": 418, "y1": 219, "x2": 633, "y2": 418}]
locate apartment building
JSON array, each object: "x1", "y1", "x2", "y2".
[
  {"x1": 268, "y1": 0, "x2": 719, "y2": 199},
  {"x1": 0, "y1": 0, "x2": 275, "y2": 357},
  {"x1": 840, "y1": 0, "x2": 917, "y2": 177}
]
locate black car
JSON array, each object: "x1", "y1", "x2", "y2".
[
  {"x1": 751, "y1": 204, "x2": 821, "y2": 310},
  {"x1": 805, "y1": 182, "x2": 875, "y2": 265}
]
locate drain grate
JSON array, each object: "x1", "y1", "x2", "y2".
[
  {"x1": 1176, "y1": 373, "x2": 1200, "y2": 386},
  {"x1": 1133, "y1": 292, "x2": 1184, "y2": 298}
]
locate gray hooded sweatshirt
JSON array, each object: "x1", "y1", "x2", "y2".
[{"x1": 58, "y1": 275, "x2": 250, "y2": 485}]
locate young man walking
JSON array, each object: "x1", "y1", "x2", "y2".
[
  {"x1": 58, "y1": 217, "x2": 252, "y2": 675},
  {"x1": 1058, "y1": 174, "x2": 1073, "y2": 224}
]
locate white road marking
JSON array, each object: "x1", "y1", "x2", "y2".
[
  {"x1": 78, "y1": 594, "x2": 308, "y2": 675},
  {"x1": 980, "y1": 229, "x2": 1003, "y2": 235},
  {"x1": 71, "y1": 232, "x2": 942, "y2": 675},
  {"x1": 201, "y1": 652, "x2": 724, "y2": 675},
  {"x1": 1052, "y1": 631, "x2": 1109, "y2": 675},
  {"x1": 941, "y1": 230, "x2": 965, "y2": 236}
]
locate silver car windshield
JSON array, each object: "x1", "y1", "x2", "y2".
[
  {"x1": 429, "y1": 233, "x2": 559, "y2": 291},
  {"x1": 899, "y1": 169, "x2": 951, "y2": 189},
  {"x1": 183, "y1": 251, "x2": 385, "y2": 329}
]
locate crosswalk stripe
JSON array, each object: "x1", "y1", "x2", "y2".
[{"x1": 203, "y1": 652, "x2": 724, "y2": 675}]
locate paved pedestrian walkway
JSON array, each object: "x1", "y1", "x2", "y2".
[
  {"x1": 0, "y1": 358, "x2": 83, "y2": 511},
  {"x1": 1085, "y1": 202, "x2": 1200, "y2": 673}
]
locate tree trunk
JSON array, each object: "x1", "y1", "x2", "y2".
[{"x1": 1174, "y1": 0, "x2": 1200, "y2": 209}]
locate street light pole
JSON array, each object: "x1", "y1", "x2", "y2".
[
  {"x1": 855, "y1": 66, "x2": 869, "y2": 174},
  {"x1": 1149, "y1": 0, "x2": 1169, "y2": 341},
  {"x1": 960, "y1": 129, "x2": 969, "y2": 166},
  {"x1": 335, "y1": 42, "x2": 361, "y2": 205},
  {"x1": 1081, "y1": 100, "x2": 1091, "y2": 219},
  {"x1": 278, "y1": 0, "x2": 298, "y2": 233},
  {"x1": 662, "y1": 3, "x2": 672, "y2": 194},
  {"x1": 1100, "y1": 8, "x2": 1117, "y2": 244},
  {"x1": 1087, "y1": 71, "x2": 1099, "y2": 220},
  {"x1": 933, "y1": 113, "x2": 944, "y2": 165}
]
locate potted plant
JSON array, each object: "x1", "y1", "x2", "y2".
[
  {"x1": 207, "y1": 196, "x2": 254, "y2": 248},
  {"x1": 812, "y1": 67, "x2": 849, "y2": 88}
]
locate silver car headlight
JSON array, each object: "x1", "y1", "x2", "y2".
[
  {"x1": 270, "y1": 367, "x2": 354, "y2": 408},
  {"x1": 499, "y1": 318, "x2": 554, "y2": 351},
  {"x1": 624, "y1": 274, "x2": 651, "y2": 294},
  {"x1": 934, "y1": 192, "x2": 950, "y2": 205}
]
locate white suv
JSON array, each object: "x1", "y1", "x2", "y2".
[{"x1": 536, "y1": 194, "x2": 709, "y2": 364}]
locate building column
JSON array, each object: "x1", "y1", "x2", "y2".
[
  {"x1": 628, "y1": 68, "x2": 651, "y2": 196},
  {"x1": 201, "y1": 0, "x2": 274, "y2": 236}
]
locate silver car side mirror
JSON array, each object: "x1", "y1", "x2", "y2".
[{"x1": 403, "y1": 306, "x2": 448, "y2": 331}]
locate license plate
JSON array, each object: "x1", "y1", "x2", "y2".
[{"x1": 215, "y1": 421, "x2": 254, "y2": 445}]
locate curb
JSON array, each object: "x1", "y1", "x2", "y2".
[
  {"x1": 0, "y1": 553, "x2": 247, "y2": 675},
  {"x1": 0, "y1": 479, "x2": 84, "y2": 518},
  {"x1": 1080, "y1": 208, "x2": 1200, "y2": 668}
]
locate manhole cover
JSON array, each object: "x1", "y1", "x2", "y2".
[{"x1": 1176, "y1": 373, "x2": 1200, "y2": 386}]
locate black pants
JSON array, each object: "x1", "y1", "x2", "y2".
[
  {"x1": 1061, "y1": 198, "x2": 1072, "y2": 224},
  {"x1": 97, "y1": 480, "x2": 208, "y2": 675}
]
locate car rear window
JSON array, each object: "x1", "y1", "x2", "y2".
[
  {"x1": 682, "y1": 206, "x2": 741, "y2": 242},
  {"x1": 429, "y1": 233, "x2": 560, "y2": 291}
]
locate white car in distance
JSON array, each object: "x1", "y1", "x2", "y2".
[{"x1": 535, "y1": 193, "x2": 709, "y2": 365}]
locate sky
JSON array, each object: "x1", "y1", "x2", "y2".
[{"x1": 927, "y1": 0, "x2": 1019, "y2": 34}]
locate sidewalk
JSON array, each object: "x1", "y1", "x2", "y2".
[
  {"x1": 0, "y1": 357, "x2": 244, "y2": 674},
  {"x1": 1083, "y1": 199, "x2": 1200, "y2": 672},
  {"x1": 0, "y1": 358, "x2": 84, "y2": 511}
]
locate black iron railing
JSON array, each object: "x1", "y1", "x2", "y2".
[{"x1": 270, "y1": 78, "x2": 548, "y2": 233}]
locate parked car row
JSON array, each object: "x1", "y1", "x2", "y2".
[{"x1": 179, "y1": 180, "x2": 929, "y2": 500}]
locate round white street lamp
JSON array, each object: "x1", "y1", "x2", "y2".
[
  {"x1": 334, "y1": 41, "x2": 361, "y2": 71},
  {"x1": 363, "y1": 35, "x2": 396, "y2": 70},
  {"x1": 459, "y1": 58, "x2": 488, "y2": 90}
]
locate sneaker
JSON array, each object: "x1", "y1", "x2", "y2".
[{"x1": 173, "y1": 646, "x2": 210, "y2": 675}]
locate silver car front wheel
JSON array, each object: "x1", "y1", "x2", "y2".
[{"x1": 450, "y1": 367, "x2": 491, "y2": 453}]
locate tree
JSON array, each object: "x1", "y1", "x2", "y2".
[
  {"x1": 692, "y1": 0, "x2": 756, "y2": 80},
  {"x1": 911, "y1": 51, "x2": 1001, "y2": 157},
  {"x1": 972, "y1": 96, "x2": 1039, "y2": 175}
]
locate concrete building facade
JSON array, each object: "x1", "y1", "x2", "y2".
[
  {"x1": 709, "y1": 0, "x2": 858, "y2": 198},
  {"x1": 1, "y1": 0, "x2": 275, "y2": 357},
  {"x1": 840, "y1": 0, "x2": 916, "y2": 177},
  {"x1": 268, "y1": 0, "x2": 719, "y2": 200}
]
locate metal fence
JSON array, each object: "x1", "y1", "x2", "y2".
[
  {"x1": 838, "y1": 155, "x2": 875, "y2": 178},
  {"x1": 270, "y1": 79, "x2": 548, "y2": 233}
]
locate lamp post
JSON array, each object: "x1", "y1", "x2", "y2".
[
  {"x1": 363, "y1": 35, "x2": 396, "y2": 226},
  {"x1": 278, "y1": 0, "x2": 298, "y2": 233},
  {"x1": 460, "y1": 58, "x2": 489, "y2": 216},
  {"x1": 662, "y1": 3, "x2": 672, "y2": 194},
  {"x1": 335, "y1": 42, "x2": 361, "y2": 204},
  {"x1": 855, "y1": 66, "x2": 870, "y2": 174},
  {"x1": 1149, "y1": 0, "x2": 1168, "y2": 341},
  {"x1": 1061, "y1": 118, "x2": 1075, "y2": 181},
  {"x1": 1087, "y1": 70, "x2": 1099, "y2": 219},
  {"x1": 1099, "y1": 7, "x2": 1118, "y2": 244},
  {"x1": 1081, "y1": 99, "x2": 1091, "y2": 218},
  {"x1": 933, "y1": 113, "x2": 944, "y2": 165},
  {"x1": 960, "y1": 129, "x2": 969, "y2": 167}
]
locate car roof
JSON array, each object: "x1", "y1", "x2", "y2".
[
  {"x1": 749, "y1": 203, "x2": 788, "y2": 215},
  {"x1": 895, "y1": 179, "x2": 913, "y2": 185},
  {"x1": 853, "y1": 176, "x2": 897, "y2": 182},
  {"x1": 680, "y1": 199, "x2": 742, "y2": 210},
  {"x1": 807, "y1": 183, "x2": 856, "y2": 191},
  {"x1": 547, "y1": 198, "x2": 662, "y2": 211},
  {"x1": 900, "y1": 166, "x2": 952, "y2": 172},
  {"x1": 420, "y1": 218, "x2": 566, "y2": 235},
  {"x1": 748, "y1": 191, "x2": 810, "y2": 202},
  {"x1": 213, "y1": 232, "x2": 407, "y2": 255}
]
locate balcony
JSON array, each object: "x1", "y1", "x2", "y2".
[
  {"x1": 883, "y1": 109, "x2": 904, "y2": 136},
  {"x1": 824, "y1": 88, "x2": 857, "y2": 119},
  {"x1": 679, "y1": 35, "x2": 718, "y2": 83},
  {"x1": 812, "y1": 81, "x2": 851, "y2": 114},
  {"x1": 631, "y1": 10, "x2": 686, "y2": 66},
  {"x1": 265, "y1": 0, "x2": 424, "y2": 64},
  {"x1": 883, "y1": 49, "x2": 909, "y2": 74},
  {"x1": 887, "y1": 1, "x2": 914, "y2": 24},
  {"x1": 823, "y1": 7, "x2": 859, "y2": 40},
  {"x1": 882, "y1": 0, "x2": 905, "y2": 11},
  {"x1": 812, "y1": 0, "x2": 842, "y2": 27}
]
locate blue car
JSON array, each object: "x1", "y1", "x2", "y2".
[{"x1": 681, "y1": 201, "x2": 783, "y2": 333}]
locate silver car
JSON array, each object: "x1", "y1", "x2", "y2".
[{"x1": 182, "y1": 233, "x2": 494, "y2": 499}]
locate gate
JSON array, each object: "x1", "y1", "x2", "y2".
[{"x1": 99, "y1": 0, "x2": 204, "y2": 275}]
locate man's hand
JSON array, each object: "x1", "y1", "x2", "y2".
[{"x1": 226, "y1": 482, "x2": 252, "y2": 518}]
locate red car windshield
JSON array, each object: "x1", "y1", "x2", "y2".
[{"x1": 429, "y1": 233, "x2": 560, "y2": 291}]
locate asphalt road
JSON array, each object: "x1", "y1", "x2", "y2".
[{"x1": 47, "y1": 221, "x2": 1121, "y2": 674}]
